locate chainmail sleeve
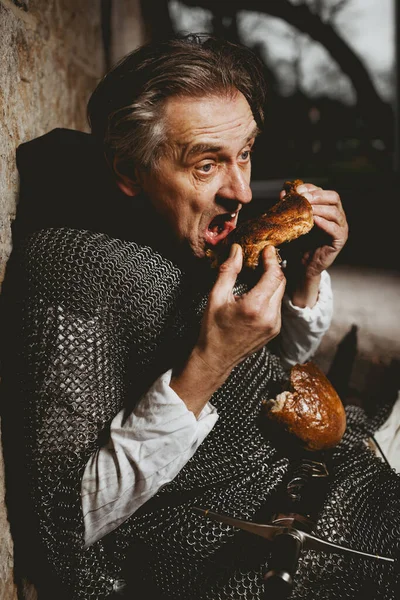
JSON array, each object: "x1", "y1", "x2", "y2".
[{"x1": 2, "y1": 227, "x2": 185, "y2": 598}]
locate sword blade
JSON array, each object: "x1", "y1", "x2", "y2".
[
  {"x1": 192, "y1": 507, "x2": 396, "y2": 564},
  {"x1": 192, "y1": 507, "x2": 282, "y2": 541},
  {"x1": 303, "y1": 531, "x2": 395, "y2": 564}
]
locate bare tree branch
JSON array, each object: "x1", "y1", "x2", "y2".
[
  {"x1": 328, "y1": 0, "x2": 350, "y2": 19},
  {"x1": 179, "y1": 0, "x2": 393, "y2": 144}
]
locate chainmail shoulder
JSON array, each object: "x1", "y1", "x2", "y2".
[{"x1": 2, "y1": 227, "x2": 399, "y2": 600}]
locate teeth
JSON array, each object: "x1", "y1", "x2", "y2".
[{"x1": 230, "y1": 212, "x2": 237, "y2": 218}]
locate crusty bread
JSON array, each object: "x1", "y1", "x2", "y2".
[
  {"x1": 262, "y1": 362, "x2": 346, "y2": 451},
  {"x1": 207, "y1": 179, "x2": 314, "y2": 268}
]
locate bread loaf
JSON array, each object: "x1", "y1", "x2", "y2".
[
  {"x1": 206, "y1": 179, "x2": 314, "y2": 268},
  {"x1": 262, "y1": 361, "x2": 346, "y2": 451}
]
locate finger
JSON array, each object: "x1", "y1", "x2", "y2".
[
  {"x1": 210, "y1": 243, "x2": 243, "y2": 304},
  {"x1": 247, "y1": 246, "x2": 286, "y2": 303},
  {"x1": 281, "y1": 183, "x2": 321, "y2": 198},
  {"x1": 304, "y1": 190, "x2": 342, "y2": 207},
  {"x1": 313, "y1": 216, "x2": 348, "y2": 247},
  {"x1": 262, "y1": 244, "x2": 282, "y2": 269},
  {"x1": 296, "y1": 183, "x2": 323, "y2": 195},
  {"x1": 312, "y1": 204, "x2": 347, "y2": 227}
]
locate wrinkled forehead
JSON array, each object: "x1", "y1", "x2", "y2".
[{"x1": 162, "y1": 91, "x2": 258, "y2": 155}]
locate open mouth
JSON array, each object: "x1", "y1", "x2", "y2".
[{"x1": 205, "y1": 212, "x2": 238, "y2": 246}]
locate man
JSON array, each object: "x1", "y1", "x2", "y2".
[{"x1": 1, "y1": 35, "x2": 398, "y2": 600}]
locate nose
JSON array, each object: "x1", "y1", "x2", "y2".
[{"x1": 218, "y1": 165, "x2": 252, "y2": 206}]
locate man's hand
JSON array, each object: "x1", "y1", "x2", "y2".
[
  {"x1": 196, "y1": 243, "x2": 286, "y2": 376},
  {"x1": 170, "y1": 244, "x2": 286, "y2": 415},
  {"x1": 280, "y1": 182, "x2": 348, "y2": 308},
  {"x1": 293, "y1": 182, "x2": 349, "y2": 276}
]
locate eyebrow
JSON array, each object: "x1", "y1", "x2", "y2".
[
  {"x1": 186, "y1": 143, "x2": 222, "y2": 158},
  {"x1": 183, "y1": 125, "x2": 260, "y2": 160}
]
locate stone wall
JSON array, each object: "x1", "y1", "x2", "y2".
[
  {"x1": 0, "y1": 1, "x2": 105, "y2": 598},
  {"x1": 0, "y1": 1, "x2": 147, "y2": 596}
]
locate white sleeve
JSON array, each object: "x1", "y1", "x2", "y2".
[
  {"x1": 277, "y1": 270, "x2": 333, "y2": 370},
  {"x1": 372, "y1": 391, "x2": 400, "y2": 473},
  {"x1": 81, "y1": 369, "x2": 218, "y2": 547}
]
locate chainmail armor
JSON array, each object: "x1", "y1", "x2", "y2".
[{"x1": 2, "y1": 227, "x2": 399, "y2": 600}]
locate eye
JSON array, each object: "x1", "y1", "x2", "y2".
[
  {"x1": 240, "y1": 150, "x2": 251, "y2": 161},
  {"x1": 197, "y1": 162, "x2": 215, "y2": 174}
]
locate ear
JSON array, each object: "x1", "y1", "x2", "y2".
[{"x1": 113, "y1": 157, "x2": 142, "y2": 197}]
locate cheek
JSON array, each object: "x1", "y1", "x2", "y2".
[
  {"x1": 189, "y1": 177, "x2": 220, "y2": 209},
  {"x1": 146, "y1": 177, "x2": 180, "y2": 215}
]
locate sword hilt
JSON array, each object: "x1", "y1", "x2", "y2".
[{"x1": 263, "y1": 530, "x2": 303, "y2": 599}]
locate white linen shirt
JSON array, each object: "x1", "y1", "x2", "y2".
[
  {"x1": 82, "y1": 271, "x2": 333, "y2": 547},
  {"x1": 373, "y1": 391, "x2": 400, "y2": 473}
]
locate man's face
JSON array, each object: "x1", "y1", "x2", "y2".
[{"x1": 137, "y1": 91, "x2": 258, "y2": 258}]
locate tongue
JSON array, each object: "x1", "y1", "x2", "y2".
[
  {"x1": 205, "y1": 215, "x2": 235, "y2": 246},
  {"x1": 210, "y1": 221, "x2": 222, "y2": 234}
]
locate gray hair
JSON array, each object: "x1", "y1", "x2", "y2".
[{"x1": 87, "y1": 34, "x2": 267, "y2": 174}]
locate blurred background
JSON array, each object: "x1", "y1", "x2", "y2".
[{"x1": 0, "y1": 2, "x2": 399, "y2": 597}]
